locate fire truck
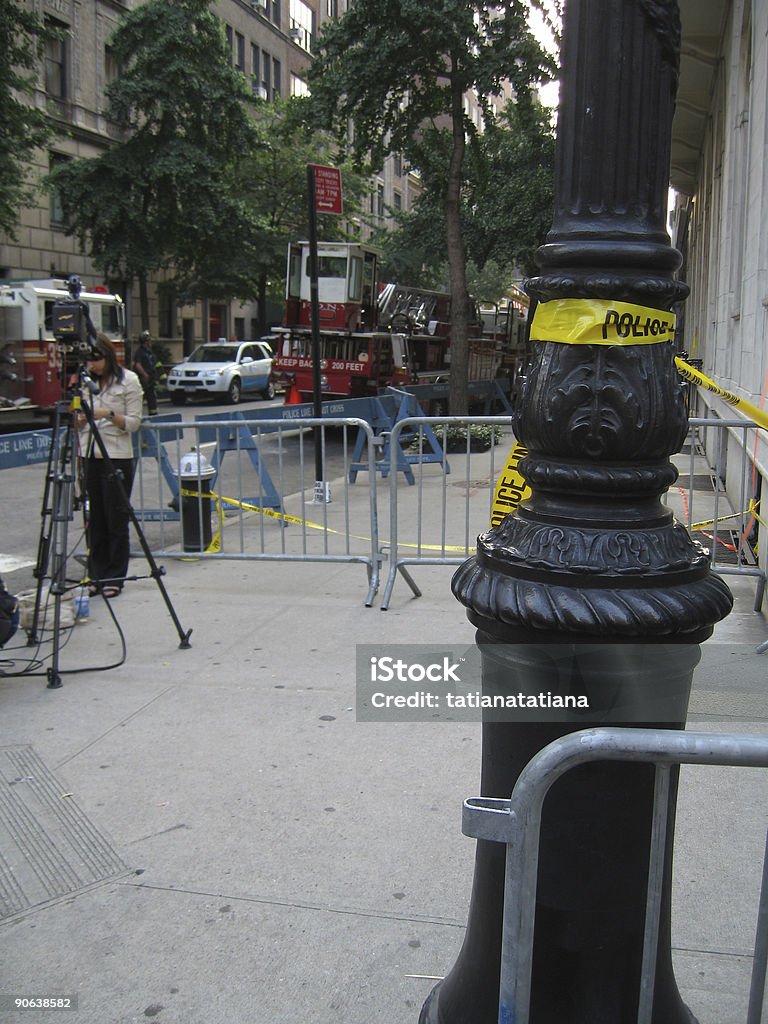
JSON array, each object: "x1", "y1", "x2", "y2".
[
  {"x1": 272, "y1": 241, "x2": 528, "y2": 403},
  {"x1": 0, "y1": 279, "x2": 125, "y2": 429}
]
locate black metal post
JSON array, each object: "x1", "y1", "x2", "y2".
[
  {"x1": 306, "y1": 165, "x2": 325, "y2": 491},
  {"x1": 420, "y1": 2, "x2": 733, "y2": 1022}
]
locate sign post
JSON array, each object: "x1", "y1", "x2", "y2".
[{"x1": 306, "y1": 164, "x2": 343, "y2": 503}]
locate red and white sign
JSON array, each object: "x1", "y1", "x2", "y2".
[{"x1": 310, "y1": 164, "x2": 343, "y2": 216}]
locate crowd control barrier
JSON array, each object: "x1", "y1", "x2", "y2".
[
  {"x1": 462, "y1": 727, "x2": 768, "y2": 1024},
  {"x1": 128, "y1": 406, "x2": 766, "y2": 621},
  {"x1": 379, "y1": 415, "x2": 767, "y2": 615},
  {"x1": 131, "y1": 416, "x2": 382, "y2": 607},
  {"x1": 682, "y1": 417, "x2": 766, "y2": 614}
]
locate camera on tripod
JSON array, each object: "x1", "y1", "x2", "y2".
[{"x1": 51, "y1": 276, "x2": 98, "y2": 362}]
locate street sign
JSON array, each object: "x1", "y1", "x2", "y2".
[{"x1": 309, "y1": 164, "x2": 343, "y2": 216}]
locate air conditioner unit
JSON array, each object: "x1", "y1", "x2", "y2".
[
  {"x1": 251, "y1": 0, "x2": 268, "y2": 11},
  {"x1": 289, "y1": 26, "x2": 301, "y2": 40},
  {"x1": 252, "y1": 84, "x2": 268, "y2": 100}
]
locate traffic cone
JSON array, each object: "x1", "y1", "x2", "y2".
[{"x1": 285, "y1": 383, "x2": 303, "y2": 405}]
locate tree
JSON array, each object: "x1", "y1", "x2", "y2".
[
  {"x1": 232, "y1": 98, "x2": 370, "y2": 334},
  {"x1": 463, "y1": 99, "x2": 556, "y2": 277},
  {"x1": 308, "y1": 0, "x2": 556, "y2": 412},
  {"x1": 47, "y1": 0, "x2": 257, "y2": 328},
  {"x1": 373, "y1": 99, "x2": 555, "y2": 291},
  {"x1": 0, "y1": 0, "x2": 58, "y2": 239}
]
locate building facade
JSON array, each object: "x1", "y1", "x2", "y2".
[
  {"x1": 671, "y1": 0, "x2": 768, "y2": 599},
  {"x1": 2, "y1": 0, "x2": 418, "y2": 357}
]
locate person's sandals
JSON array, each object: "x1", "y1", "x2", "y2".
[{"x1": 101, "y1": 586, "x2": 121, "y2": 599}]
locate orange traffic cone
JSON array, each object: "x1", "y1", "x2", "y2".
[{"x1": 285, "y1": 383, "x2": 303, "y2": 405}]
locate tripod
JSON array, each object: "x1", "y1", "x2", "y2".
[{"x1": 29, "y1": 372, "x2": 192, "y2": 689}]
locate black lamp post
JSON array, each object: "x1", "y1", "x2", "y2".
[{"x1": 419, "y1": 1, "x2": 733, "y2": 1022}]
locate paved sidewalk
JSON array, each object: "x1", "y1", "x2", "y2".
[{"x1": 1, "y1": 452, "x2": 767, "y2": 1024}]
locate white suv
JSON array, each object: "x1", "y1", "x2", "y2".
[{"x1": 167, "y1": 341, "x2": 275, "y2": 405}]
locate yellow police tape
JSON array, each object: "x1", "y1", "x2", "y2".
[
  {"x1": 489, "y1": 442, "x2": 531, "y2": 529},
  {"x1": 674, "y1": 357, "x2": 768, "y2": 431},
  {"x1": 528, "y1": 298, "x2": 766, "y2": 428},
  {"x1": 179, "y1": 487, "x2": 471, "y2": 554},
  {"x1": 530, "y1": 298, "x2": 676, "y2": 346},
  {"x1": 689, "y1": 499, "x2": 762, "y2": 533}
]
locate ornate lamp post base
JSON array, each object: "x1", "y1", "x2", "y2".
[{"x1": 419, "y1": 0, "x2": 733, "y2": 1021}]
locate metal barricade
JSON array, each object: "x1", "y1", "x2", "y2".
[
  {"x1": 462, "y1": 726, "x2": 768, "y2": 1024},
  {"x1": 679, "y1": 417, "x2": 767, "y2": 613},
  {"x1": 132, "y1": 416, "x2": 382, "y2": 606},
  {"x1": 380, "y1": 416, "x2": 513, "y2": 610},
  {"x1": 131, "y1": 408, "x2": 766, "y2": 620},
  {"x1": 378, "y1": 414, "x2": 767, "y2": 619}
]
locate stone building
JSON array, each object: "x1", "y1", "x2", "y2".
[
  {"x1": 671, "y1": 0, "x2": 768, "y2": 599},
  {"x1": 1, "y1": 0, "x2": 419, "y2": 355}
]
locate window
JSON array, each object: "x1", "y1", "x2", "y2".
[
  {"x1": 377, "y1": 183, "x2": 385, "y2": 218},
  {"x1": 235, "y1": 32, "x2": 245, "y2": 71},
  {"x1": 49, "y1": 153, "x2": 70, "y2": 226},
  {"x1": 44, "y1": 18, "x2": 68, "y2": 99},
  {"x1": 312, "y1": 255, "x2": 347, "y2": 278},
  {"x1": 104, "y1": 45, "x2": 119, "y2": 88},
  {"x1": 291, "y1": 74, "x2": 310, "y2": 97},
  {"x1": 262, "y1": 52, "x2": 271, "y2": 99},
  {"x1": 393, "y1": 153, "x2": 403, "y2": 177},
  {"x1": 289, "y1": 0, "x2": 314, "y2": 51},
  {"x1": 271, "y1": 0, "x2": 281, "y2": 28},
  {"x1": 272, "y1": 59, "x2": 281, "y2": 98},
  {"x1": 393, "y1": 190, "x2": 402, "y2": 211},
  {"x1": 225, "y1": 24, "x2": 233, "y2": 55},
  {"x1": 158, "y1": 285, "x2": 176, "y2": 339},
  {"x1": 348, "y1": 257, "x2": 363, "y2": 302}
]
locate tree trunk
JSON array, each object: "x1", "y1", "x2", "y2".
[
  {"x1": 257, "y1": 269, "x2": 268, "y2": 336},
  {"x1": 138, "y1": 272, "x2": 150, "y2": 333},
  {"x1": 446, "y1": 64, "x2": 471, "y2": 415}
]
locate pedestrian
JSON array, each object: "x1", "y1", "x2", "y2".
[
  {"x1": 78, "y1": 333, "x2": 143, "y2": 598},
  {"x1": 133, "y1": 330, "x2": 159, "y2": 416},
  {"x1": 0, "y1": 577, "x2": 19, "y2": 647}
]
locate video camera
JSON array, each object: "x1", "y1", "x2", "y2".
[{"x1": 51, "y1": 276, "x2": 98, "y2": 361}]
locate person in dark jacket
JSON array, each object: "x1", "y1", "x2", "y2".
[{"x1": 133, "y1": 330, "x2": 159, "y2": 416}]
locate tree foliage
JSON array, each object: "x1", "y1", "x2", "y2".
[
  {"x1": 47, "y1": 0, "x2": 257, "y2": 325},
  {"x1": 308, "y1": 0, "x2": 556, "y2": 411},
  {"x1": 231, "y1": 97, "x2": 370, "y2": 333},
  {"x1": 373, "y1": 100, "x2": 555, "y2": 291},
  {"x1": 0, "y1": 0, "x2": 58, "y2": 239}
]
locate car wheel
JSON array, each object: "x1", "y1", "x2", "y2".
[
  {"x1": 262, "y1": 381, "x2": 276, "y2": 401},
  {"x1": 170, "y1": 392, "x2": 187, "y2": 406},
  {"x1": 227, "y1": 377, "x2": 242, "y2": 404}
]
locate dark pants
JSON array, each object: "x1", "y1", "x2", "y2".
[
  {"x1": 141, "y1": 379, "x2": 158, "y2": 415},
  {"x1": 86, "y1": 457, "x2": 135, "y2": 589}
]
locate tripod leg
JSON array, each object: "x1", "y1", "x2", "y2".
[
  {"x1": 127, "y1": 503, "x2": 192, "y2": 649},
  {"x1": 29, "y1": 401, "x2": 80, "y2": 687},
  {"x1": 29, "y1": 406, "x2": 63, "y2": 644},
  {"x1": 82, "y1": 403, "x2": 192, "y2": 650}
]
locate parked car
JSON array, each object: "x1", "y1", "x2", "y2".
[{"x1": 166, "y1": 341, "x2": 275, "y2": 405}]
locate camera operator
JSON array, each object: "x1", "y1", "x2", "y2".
[{"x1": 78, "y1": 333, "x2": 143, "y2": 598}]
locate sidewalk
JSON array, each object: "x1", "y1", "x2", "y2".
[{"x1": 1, "y1": 455, "x2": 767, "y2": 1023}]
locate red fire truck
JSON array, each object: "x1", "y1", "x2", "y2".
[
  {"x1": 0, "y1": 279, "x2": 125, "y2": 428},
  {"x1": 272, "y1": 241, "x2": 528, "y2": 402}
]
